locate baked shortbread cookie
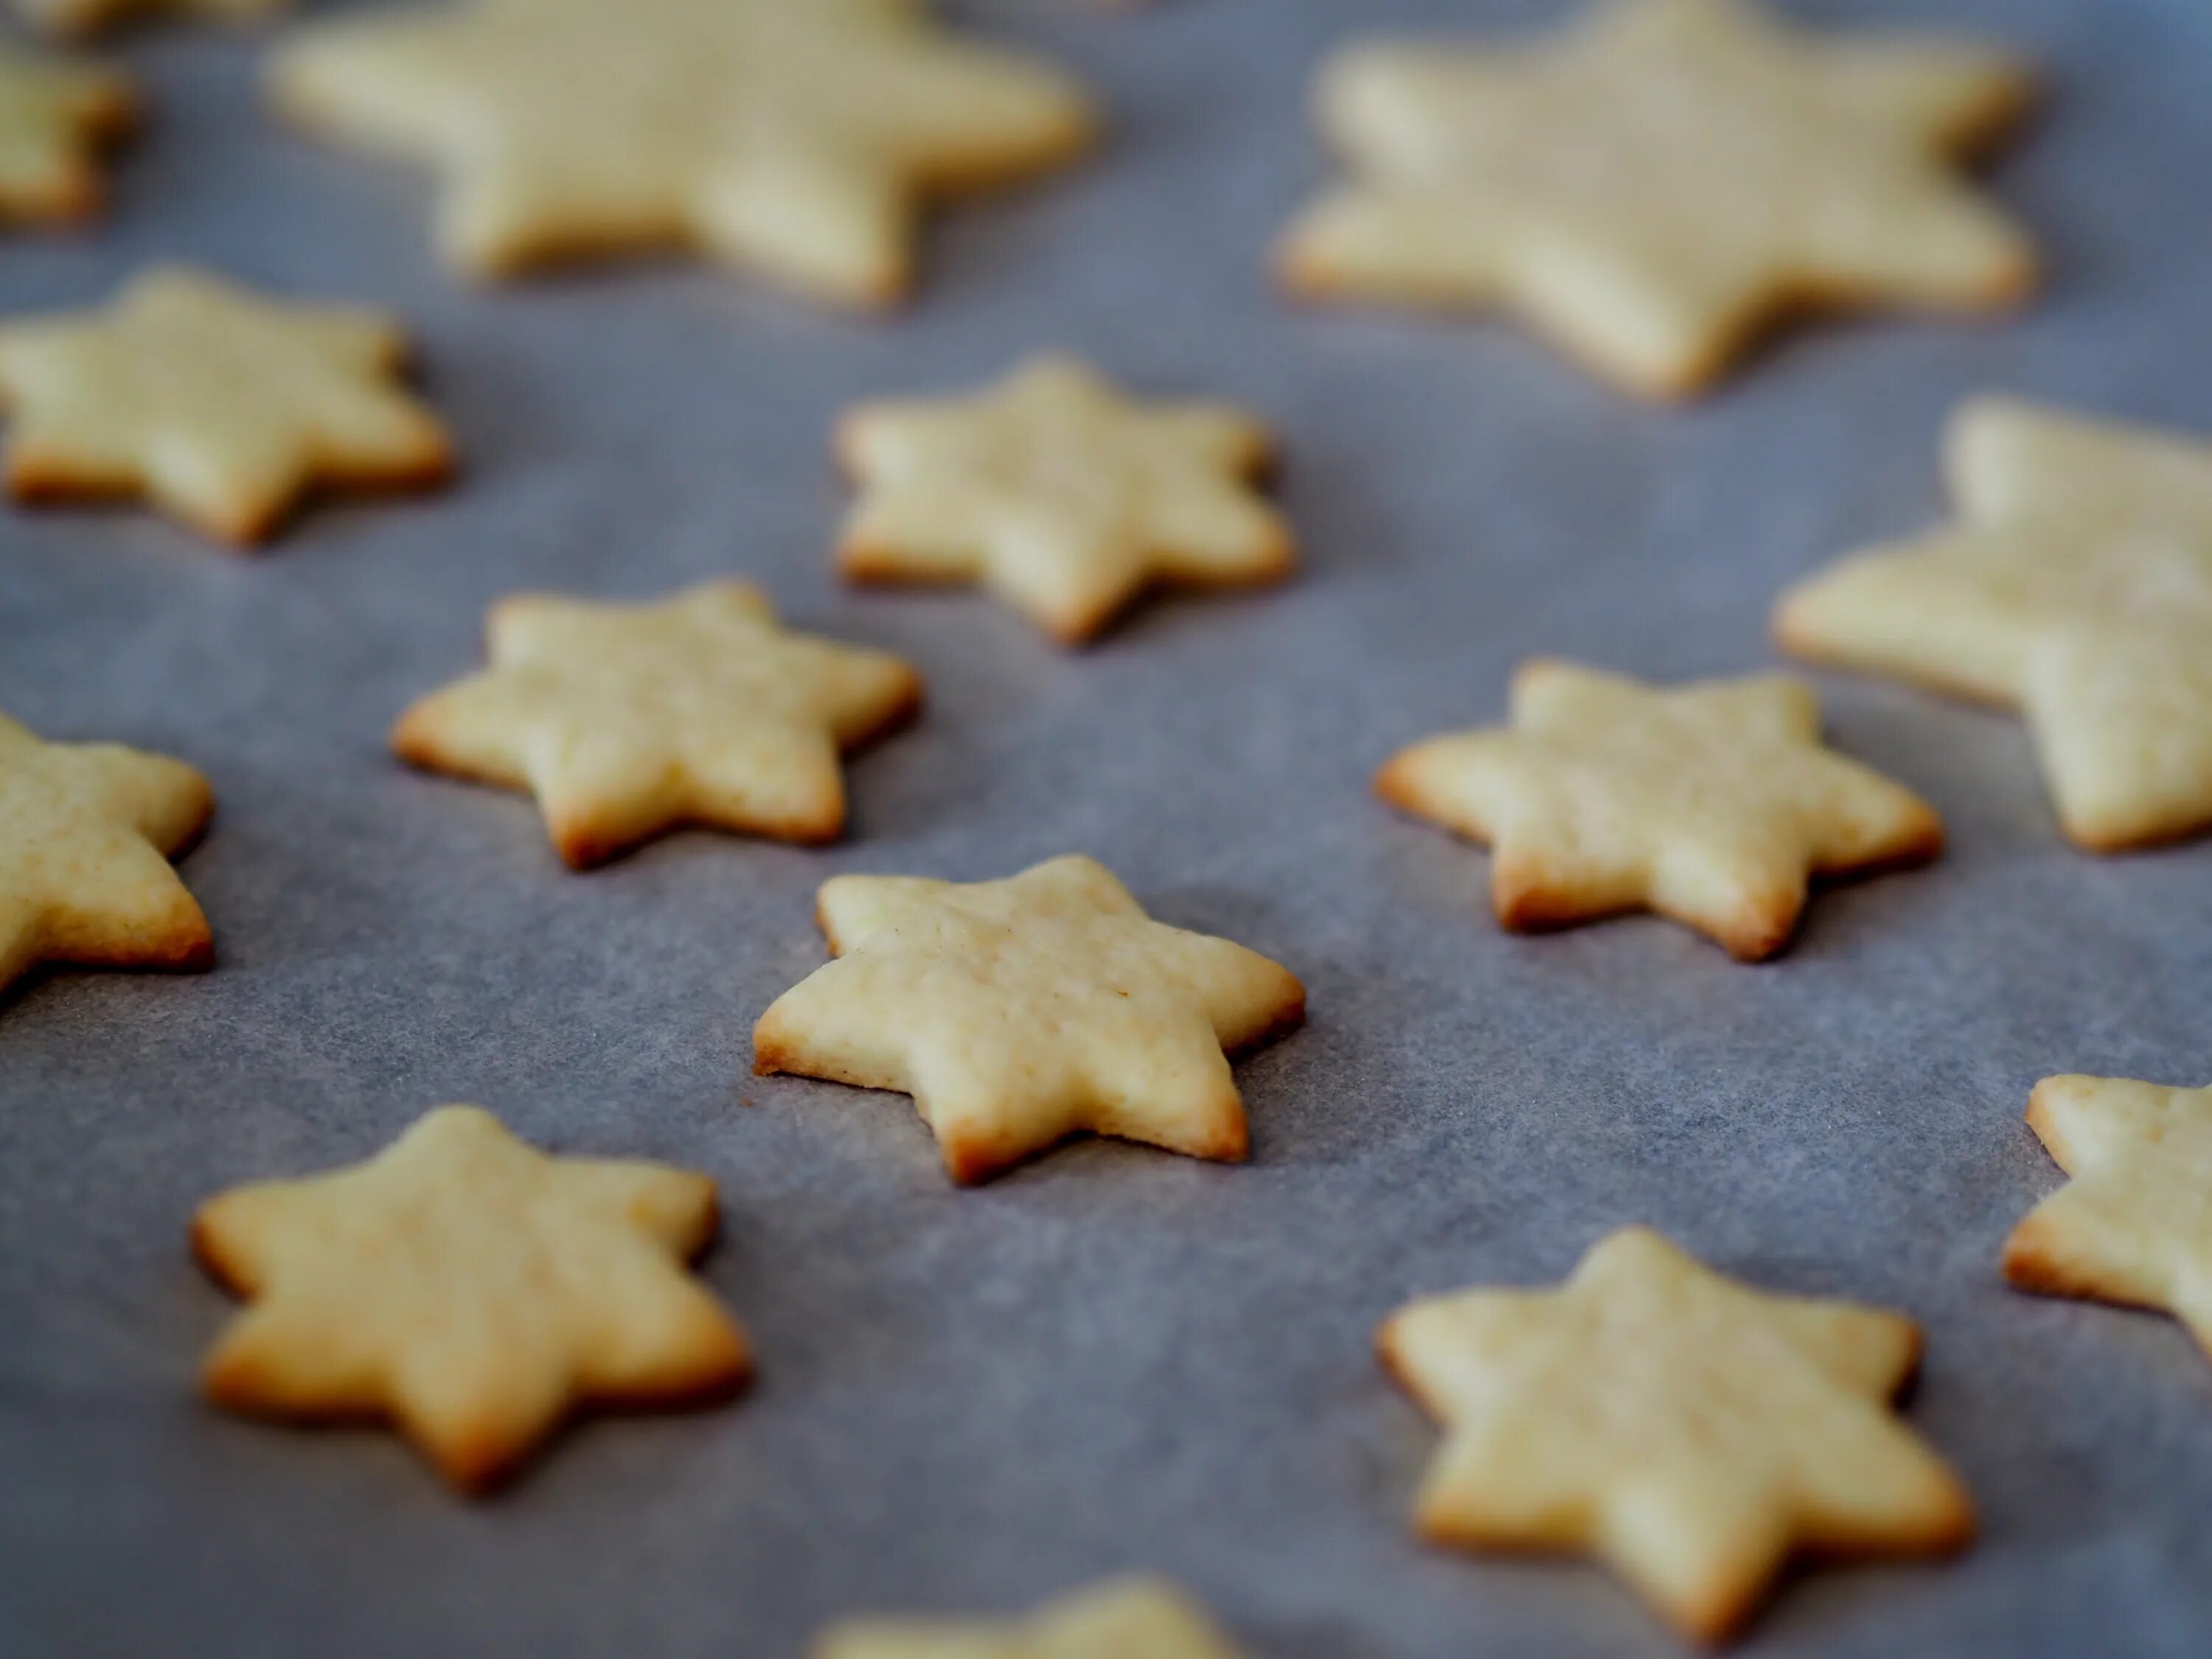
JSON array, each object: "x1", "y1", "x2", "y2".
[
  {"x1": 1276, "y1": 0, "x2": 2034, "y2": 397},
  {"x1": 267, "y1": 0, "x2": 1095, "y2": 304},
  {"x1": 393, "y1": 581, "x2": 922, "y2": 870},
  {"x1": 0, "y1": 710, "x2": 212, "y2": 998},
  {"x1": 13, "y1": 0, "x2": 285, "y2": 41},
  {"x1": 835, "y1": 355, "x2": 1295, "y2": 643},
  {"x1": 1382, "y1": 1228, "x2": 1972, "y2": 1643},
  {"x1": 0, "y1": 47, "x2": 135, "y2": 223},
  {"x1": 815, "y1": 1576, "x2": 1248, "y2": 1659},
  {"x1": 194, "y1": 1105, "x2": 751, "y2": 1493},
  {"x1": 1776, "y1": 400, "x2": 2212, "y2": 852},
  {"x1": 2004, "y1": 1074, "x2": 2212, "y2": 1363},
  {"x1": 0, "y1": 265, "x2": 451, "y2": 544},
  {"x1": 1377, "y1": 660, "x2": 1942, "y2": 961},
  {"x1": 754, "y1": 854, "x2": 1305, "y2": 1183}
]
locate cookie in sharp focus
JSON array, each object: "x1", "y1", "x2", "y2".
[
  {"x1": 193, "y1": 1105, "x2": 752, "y2": 1493},
  {"x1": 392, "y1": 580, "x2": 922, "y2": 869},
  {"x1": 1377, "y1": 659, "x2": 1942, "y2": 960},
  {"x1": 753, "y1": 854, "x2": 1304, "y2": 1183}
]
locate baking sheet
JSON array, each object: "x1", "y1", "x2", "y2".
[{"x1": 4, "y1": 1, "x2": 2211, "y2": 1654}]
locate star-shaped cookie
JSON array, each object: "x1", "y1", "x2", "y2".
[
  {"x1": 1, "y1": 710, "x2": 213, "y2": 998},
  {"x1": 1276, "y1": 0, "x2": 2035, "y2": 397},
  {"x1": 815, "y1": 1577, "x2": 1248, "y2": 1659},
  {"x1": 0, "y1": 265, "x2": 452, "y2": 545},
  {"x1": 1376, "y1": 660, "x2": 1943, "y2": 961},
  {"x1": 393, "y1": 581, "x2": 922, "y2": 869},
  {"x1": 753, "y1": 854, "x2": 1305, "y2": 1184},
  {"x1": 835, "y1": 355, "x2": 1295, "y2": 643},
  {"x1": 12, "y1": 0, "x2": 284, "y2": 40},
  {"x1": 268, "y1": 0, "x2": 1096, "y2": 305},
  {"x1": 193, "y1": 1105, "x2": 751, "y2": 1493},
  {"x1": 2004, "y1": 1074, "x2": 2212, "y2": 1363},
  {"x1": 0, "y1": 47, "x2": 135, "y2": 223},
  {"x1": 1777, "y1": 399, "x2": 2212, "y2": 852},
  {"x1": 1382, "y1": 1228, "x2": 1972, "y2": 1643}
]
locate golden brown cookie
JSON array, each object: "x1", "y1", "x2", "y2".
[
  {"x1": 1277, "y1": 0, "x2": 2034, "y2": 397},
  {"x1": 392, "y1": 581, "x2": 922, "y2": 869},
  {"x1": 2004, "y1": 1074, "x2": 2212, "y2": 1362},
  {"x1": 1377, "y1": 659, "x2": 1942, "y2": 961},
  {"x1": 815, "y1": 1576, "x2": 1249, "y2": 1659},
  {"x1": 0, "y1": 265, "x2": 451, "y2": 544},
  {"x1": 0, "y1": 709, "x2": 212, "y2": 998},
  {"x1": 1777, "y1": 399, "x2": 2212, "y2": 852},
  {"x1": 1382, "y1": 1228, "x2": 1973, "y2": 1642},
  {"x1": 836, "y1": 355, "x2": 1294, "y2": 643},
  {"x1": 0, "y1": 46, "x2": 135, "y2": 222},
  {"x1": 13, "y1": 0, "x2": 285, "y2": 41},
  {"x1": 268, "y1": 0, "x2": 1096, "y2": 304},
  {"x1": 194, "y1": 1105, "x2": 751, "y2": 1493},
  {"x1": 754, "y1": 854, "x2": 1304, "y2": 1183}
]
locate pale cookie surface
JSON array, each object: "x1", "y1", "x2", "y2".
[
  {"x1": 392, "y1": 580, "x2": 922, "y2": 869},
  {"x1": 0, "y1": 47, "x2": 134, "y2": 222},
  {"x1": 2005, "y1": 1074, "x2": 2212, "y2": 1363},
  {"x1": 0, "y1": 709, "x2": 212, "y2": 998},
  {"x1": 1776, "y1": 398, "x2": 2212, "y2": 852},
  {"x1": 1382, "y1": 1227, "x2": 1972, "y2": 1644},
  {"x1": 0, "y1": 264, "x2": 451, "y2": 544},
  {"x1": 268, "y1": 0, "x2": 1095, "y2": 304},
  {"x1": 12, "y1": 0, "x2": 283, "y2": 40},
  {"x1": 753, "y1": 853, "x2": 1304, "y2": 1184},
  {"x1": 835, "y1": 354, "x2": 1295, "y2": 642},
  {"x1": 1276, "y1": 0, "x2": 2034, "y2": 397},
  {"x1": 815, "y1": 1576, "x2": 1248, "y2": 1659},
  {"x1": 1377, "y1": 659, "x2": 1942, "y2": 961},
  {"x1": 193, "y1": 1105, "x2": 751, "y2": 1493}
]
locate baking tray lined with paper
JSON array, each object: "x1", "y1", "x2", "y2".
[{"x1": 2, "y1": 1, "x2": 2209, "y2": 1655}]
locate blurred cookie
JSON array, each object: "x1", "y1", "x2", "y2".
[
  {"x1": 393, "y1": 581, "x2": 922, "y2": 869},
  {"x1": 754, "y1": 854, "x2": 1304, "y2": 1183},
  {"x1": 1277, "y1": 0, "x2": 2034, "y2": 397},
  {"x1": 13, "y1": 0, "x2": 285, "y2": 40},
  {"x1": 0, "y1": 709, "x2": 212, "y2": 998},
  {"x1": 0, "y1": 45, "x2": 135, "y2": 221},
  {"x1": 815, "y1": 1576, "x2": 1248, "y2": 1659},
  {"x1": 0, "y1": 265, "x2": 451, "y2": 544},
  {"x1": 1382, "y1": 1227, "x2": 1972, "y2": 1642},
  {"x1": 1777, "y1": 399, "x2": 2212, "y2": 852},
  {"x1": 194, "y1": 1105, "x2": 751, "y2": 1493},
  {"x1": 836, "y1": 355, "x2": 1294, "y2": 644},
  {"x1": 2005, "y1": 1074, "x2": 2212, "y2": 1363},
  {"x1": 1377, "y1": 660, "x2": 1941, "y2": 961},
  {"x1": 269, "y1": 0, "x2": 1095, "y2": 304}
]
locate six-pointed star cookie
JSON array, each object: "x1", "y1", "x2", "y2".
[
  {"x1": 0, "y1": 46, "x2": 135, "y2": 223},
  {"x1": 0, "y1": 710, "x2": 213, "y2": 998},
  {"x1": 815, "y1": 1576, "x2": 1249, "y2": 1659},
  {"x1": 393, "y1": 581, "x2": 922, "y2": 869},
  {"x1": 1377, "y1": 660, "x2": 1942, "y2": 961},
  {"x1": 12, "y1": 0, "x2": 284, "y2": 41},
  {"x1": 193, "y1": 1105, "x2": 751, "y2": 1493},
  {"x1": 753, "y1": 854, "x2": 1305, "y2": 1183},
  {"x1": 835, "y1": 355, "x2": 1295, "y2": 643},
  {"x1": 1382, "y1": 1228, "x2": 1973, "y2": 1643},
  {"x1": 1276, "y1": 0, "x2": 2035, "y2": 397},
  {"x1": 2004, "y1": 1074, "x2": 2212, "y2": 1363},
  {"x1": 0, "y1": 265, "x2": 452, "y2": 544},
  {"x1": 1777, "y1": 399, "x2": 2212, "y2": 852},
  {"x1": 268, "y1": 0, "x2": 1096, "y2": 304}
]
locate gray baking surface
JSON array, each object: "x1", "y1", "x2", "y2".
[{"x1": 2, "y1": 0, "x2": 2208, "y2": 1655}]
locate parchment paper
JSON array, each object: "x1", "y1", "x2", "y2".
[{"x1": 3, "y1": 1, "x2": 2210, "y2": 1655}]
